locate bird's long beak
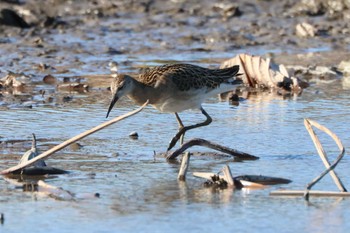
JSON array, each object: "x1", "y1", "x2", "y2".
[{"x1": 106, "y1": 94, "x2": 119, "y2": 118}]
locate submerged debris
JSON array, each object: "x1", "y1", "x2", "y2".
[
  {"x1": 203, "y1": 175, "x2": 228, "y2": 189},
  {"x1": 18, "y1": 133, "x2": 46, "y2": 168},
  {"x1": 129, "y1": 131, "x2": 139, "y2": 139},
  {"x1": 16, "y1": 133, "x2": 68, "y2": 175},
  {"x1": 21, "y1": 180, "x2": 100, "y2": 201},
  {"x1": 194, "y1": 165, "x2": 291, "y2": 189}
]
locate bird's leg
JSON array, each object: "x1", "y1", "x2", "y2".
[
  {"x1": 167, "y1": 107, "x2": 212, "y2": 151},
  {"x1": 174, "y1": 112, "x2": 185, "y2": 145}
]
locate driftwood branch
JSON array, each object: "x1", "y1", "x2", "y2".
[
  {"x1": 303, "y1": 118, "x2": 347, "y2": 200},
  {"x1": 166, "y1": 138, "x2": 258, "y2": 160},
  {"x1": 0, "y1": 100, "x2": 149, "y2": 175}
]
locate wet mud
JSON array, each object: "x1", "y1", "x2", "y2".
[{"x1": 1, "y1": 0, "x2": 349, "y2": 108}]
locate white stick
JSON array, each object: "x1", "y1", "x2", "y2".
[
  {"x1": 177, "y1": 152, "x2": 190, "y2": 181},
  {"x1": 270, "y1": 190, "x2": 350, "y2": 197},
  {"x1": 0, "y1": 100, "x2": 149, "y2": 175}
]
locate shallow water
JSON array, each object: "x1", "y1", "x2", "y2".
[
  {"x1": 1, "y1": 0, "x2": 350, "y2": 231},
  {"x1": 1, "y1": 76, "x2": 350, "y2": 232}
]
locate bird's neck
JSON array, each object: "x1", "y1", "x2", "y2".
[{"x1": 127, "y1": 78, "x2": 156, "y2": 105}]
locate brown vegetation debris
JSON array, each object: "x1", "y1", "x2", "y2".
[
  {"x1": 220, "y1": 54, "x2": 309, "y2": 93},
  {"x1": 295, "y1": 22, "x2": 316, "y2": 37},
  {"x1": 57, "y1": 82, "x2": 89, "y2": 92},
  {"x1": 0, "y1": 72, "x2": 25, "y2": 89}
]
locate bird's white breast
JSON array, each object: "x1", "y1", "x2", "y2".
[{"x1": 152, "y1": 83, "x2": 237, "y2": 112}]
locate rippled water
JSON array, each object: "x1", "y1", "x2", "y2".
[{"x1": 1, "y1": 73, "x2": 350, "y2": 232}]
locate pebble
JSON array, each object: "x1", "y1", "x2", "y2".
[{"x1": 129, "y1": 131, "x2": 139, "y2": 139}]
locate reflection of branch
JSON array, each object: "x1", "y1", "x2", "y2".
[
  {"x1": 304, "y1": 119, "x2": 347, "y2": 200},
  {"x1": 167, "y1": 138, "x2": 259, "y2": 160},
  {"x1": 1, "y1": 100, "x2": 149, "y2": 175}
]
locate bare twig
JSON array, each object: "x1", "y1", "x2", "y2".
[
  {"x1": 303, "y1": 119, "x2": 347, "y2": 200},
  {"x1": 0, "y1": 100, "x2": 149, "y2": 175},
  {"x1": 166, "y1": 138, "x2": 258, "y2": 160}
]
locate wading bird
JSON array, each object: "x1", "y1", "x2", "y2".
[{"x1": 106, "y1": 63, "x2": 241, "y2": 151}]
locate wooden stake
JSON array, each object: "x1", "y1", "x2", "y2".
[
  {"x1": 0, "y1": 100, "x2": 149, "y2": 175},
  {"x1": 222, "y1": 165, "x2": 234, "y2": 187},
  {"x1": 177, "y1": 152, "x2": 190, "y2": 181}
]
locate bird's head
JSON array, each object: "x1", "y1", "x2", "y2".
[{"x1": 106, "y1": 74, "x2": 134, "y2": 118}]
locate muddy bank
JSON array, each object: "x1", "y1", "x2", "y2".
[
  {"x1": 1, "y1": 0, "x2": 349, "y2": 67},
  {"x1": 0, "y1": 0, "x2": 349, "y2": 109}
]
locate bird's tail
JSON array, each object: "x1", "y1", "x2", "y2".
[{"x1": 212, "y1": 65, "x2": 240, "y2": 79}]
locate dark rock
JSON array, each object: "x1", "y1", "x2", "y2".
[
  {"x1": 129, "y1": 131, "x2": 139, "y2": 139},
  {"x1": 0, "y1": 8, "x2": 30, "y2": 28},
  {"x1": 43, "y1": 74, "x2": 56, "y2": 84}
]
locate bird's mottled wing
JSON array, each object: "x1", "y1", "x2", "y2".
[{"x1": 138, "y1": 64, "x2": 239, "y2": 91}]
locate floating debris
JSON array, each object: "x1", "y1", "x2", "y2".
[
  {"x1": 0, "y1": 72, "x2": 25, "y2": 89},
  {"x1": 295, "y1": 22, "x2": 316, "y2": 37},
  {"x1": 18, "y1": 133, "x2": 46, "y2": 168},
  {"x1": 194, "y1": 165, "x2": 291, "y2": 189},
  {"x1": 57, "y1": 82, "x2": 89, "y2": 92}
]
